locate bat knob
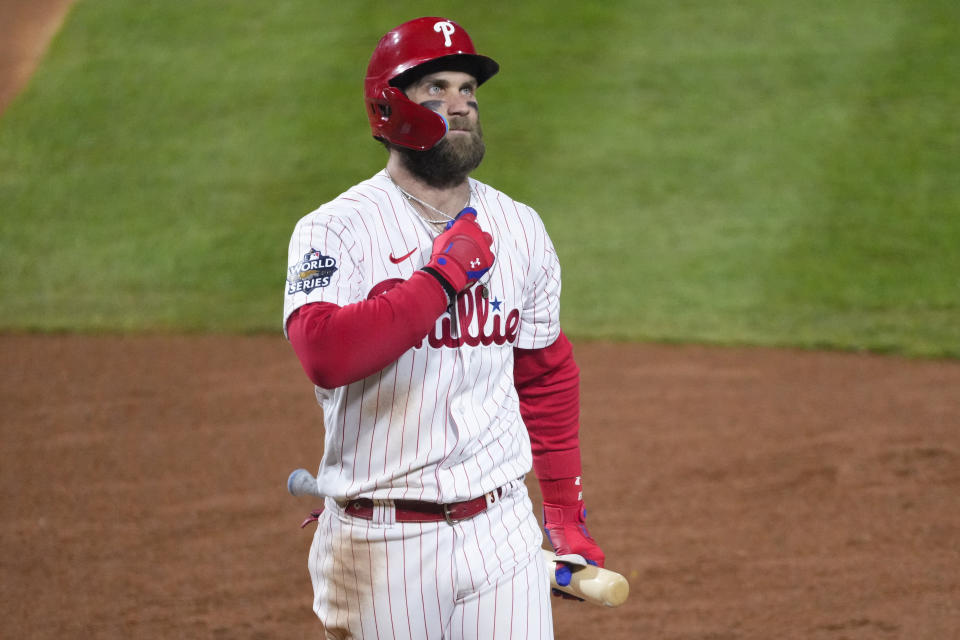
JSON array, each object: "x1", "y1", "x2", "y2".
[{"x1": 287, "y1": 468, "x2": 319, "y2": 497}]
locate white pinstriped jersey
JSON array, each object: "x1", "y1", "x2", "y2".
[{"x1": 283, "y1": 170, "x2": 562, "y2": 504}]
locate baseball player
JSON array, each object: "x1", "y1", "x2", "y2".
[{"x1": 284, "y1": 17, "x2": 605, "y2": 639}]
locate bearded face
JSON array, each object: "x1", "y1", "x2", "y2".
[{"x1": 394, "y1": 115, "x2": 486, "y2": 189}]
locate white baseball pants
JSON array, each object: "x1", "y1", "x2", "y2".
[{"x1": 308, "y1": 482, "x2": 554, "y2": 639}]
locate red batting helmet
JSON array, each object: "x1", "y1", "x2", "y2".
[{"x1": 364, "y1": 17, "x2": 499, "y2": 150}]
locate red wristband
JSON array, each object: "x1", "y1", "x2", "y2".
[{"x1": 539, "y1": 476, "x2": 583, "y2": 506}]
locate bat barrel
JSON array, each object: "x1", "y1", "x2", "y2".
[{"x1": 541, "y1": 549, "x2": 629, "y2": 608}]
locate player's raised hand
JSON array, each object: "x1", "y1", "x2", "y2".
[{"x1": 422, "y1": 207, "x2": 494, "y2": 299}]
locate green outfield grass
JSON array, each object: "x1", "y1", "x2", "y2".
[{"x1": 1, "y1": 0, "x2": 958, "y2": 357}]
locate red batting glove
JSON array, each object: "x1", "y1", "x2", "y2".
[
  {"x1": 541, "y1": 477, "x2": 605, "y2": 599},
  {"x1": 421, "y1": 207, "x2": 494, "y2": 301},
  {"x1": 544, "y1": 503, "x2": 606, "y2": 567}
]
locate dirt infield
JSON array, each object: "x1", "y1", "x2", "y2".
[
  {"x1": 2, "y1": 4, "x2": 959, "y2": 638},
  {"x1": 2, "y1": 335, "x2": 958, "y2": 639}
]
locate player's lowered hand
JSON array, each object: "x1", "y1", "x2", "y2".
[
  {"x1": 422, "y1": 207, "x2": 494, "y2": 297},
  {"x1": 543, "y1": 502, "x2": 606, "y2": 600}
]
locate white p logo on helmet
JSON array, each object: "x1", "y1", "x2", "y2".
[{"x1": 434, "y1": 21, "x2": 455, "y2": 47}]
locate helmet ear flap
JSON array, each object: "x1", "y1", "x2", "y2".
[{"x1": 367, "y1": 87, "x2": 448, "y2": 151}]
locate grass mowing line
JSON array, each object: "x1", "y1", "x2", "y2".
[{"x1": 760, "y1": 2, "x2": 960, "y2": 357}]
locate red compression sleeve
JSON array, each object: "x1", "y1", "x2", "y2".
[
  {"x1": 287, "y1": 270, "x2": 448, "y2": 388},
  {"x1": 513, "y1": 331, "x2": 582, "y2": 486}
]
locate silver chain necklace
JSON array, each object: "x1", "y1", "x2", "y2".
[
  {"x1": 385, "y1": 169, "x2": 470, "y2": 227},
  {"x1": 384, "y1": 169, "x2": 492, "y2": 305}
]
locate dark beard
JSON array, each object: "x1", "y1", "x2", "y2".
[{"x1": 395, "y1": 120, "x2": 485, "y2": 189}]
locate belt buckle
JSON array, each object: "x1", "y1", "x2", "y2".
[{"x1": 442, "y1": 503, "x2": 459, "y2": 525}]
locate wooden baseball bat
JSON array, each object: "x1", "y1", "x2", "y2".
[{"x1": 541, "y1": 549, "x2": 629, "y2": 608}]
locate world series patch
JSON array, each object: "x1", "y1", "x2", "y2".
[{"x1": 287, "y1": 249, "x2": 338, "y2": 295}]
